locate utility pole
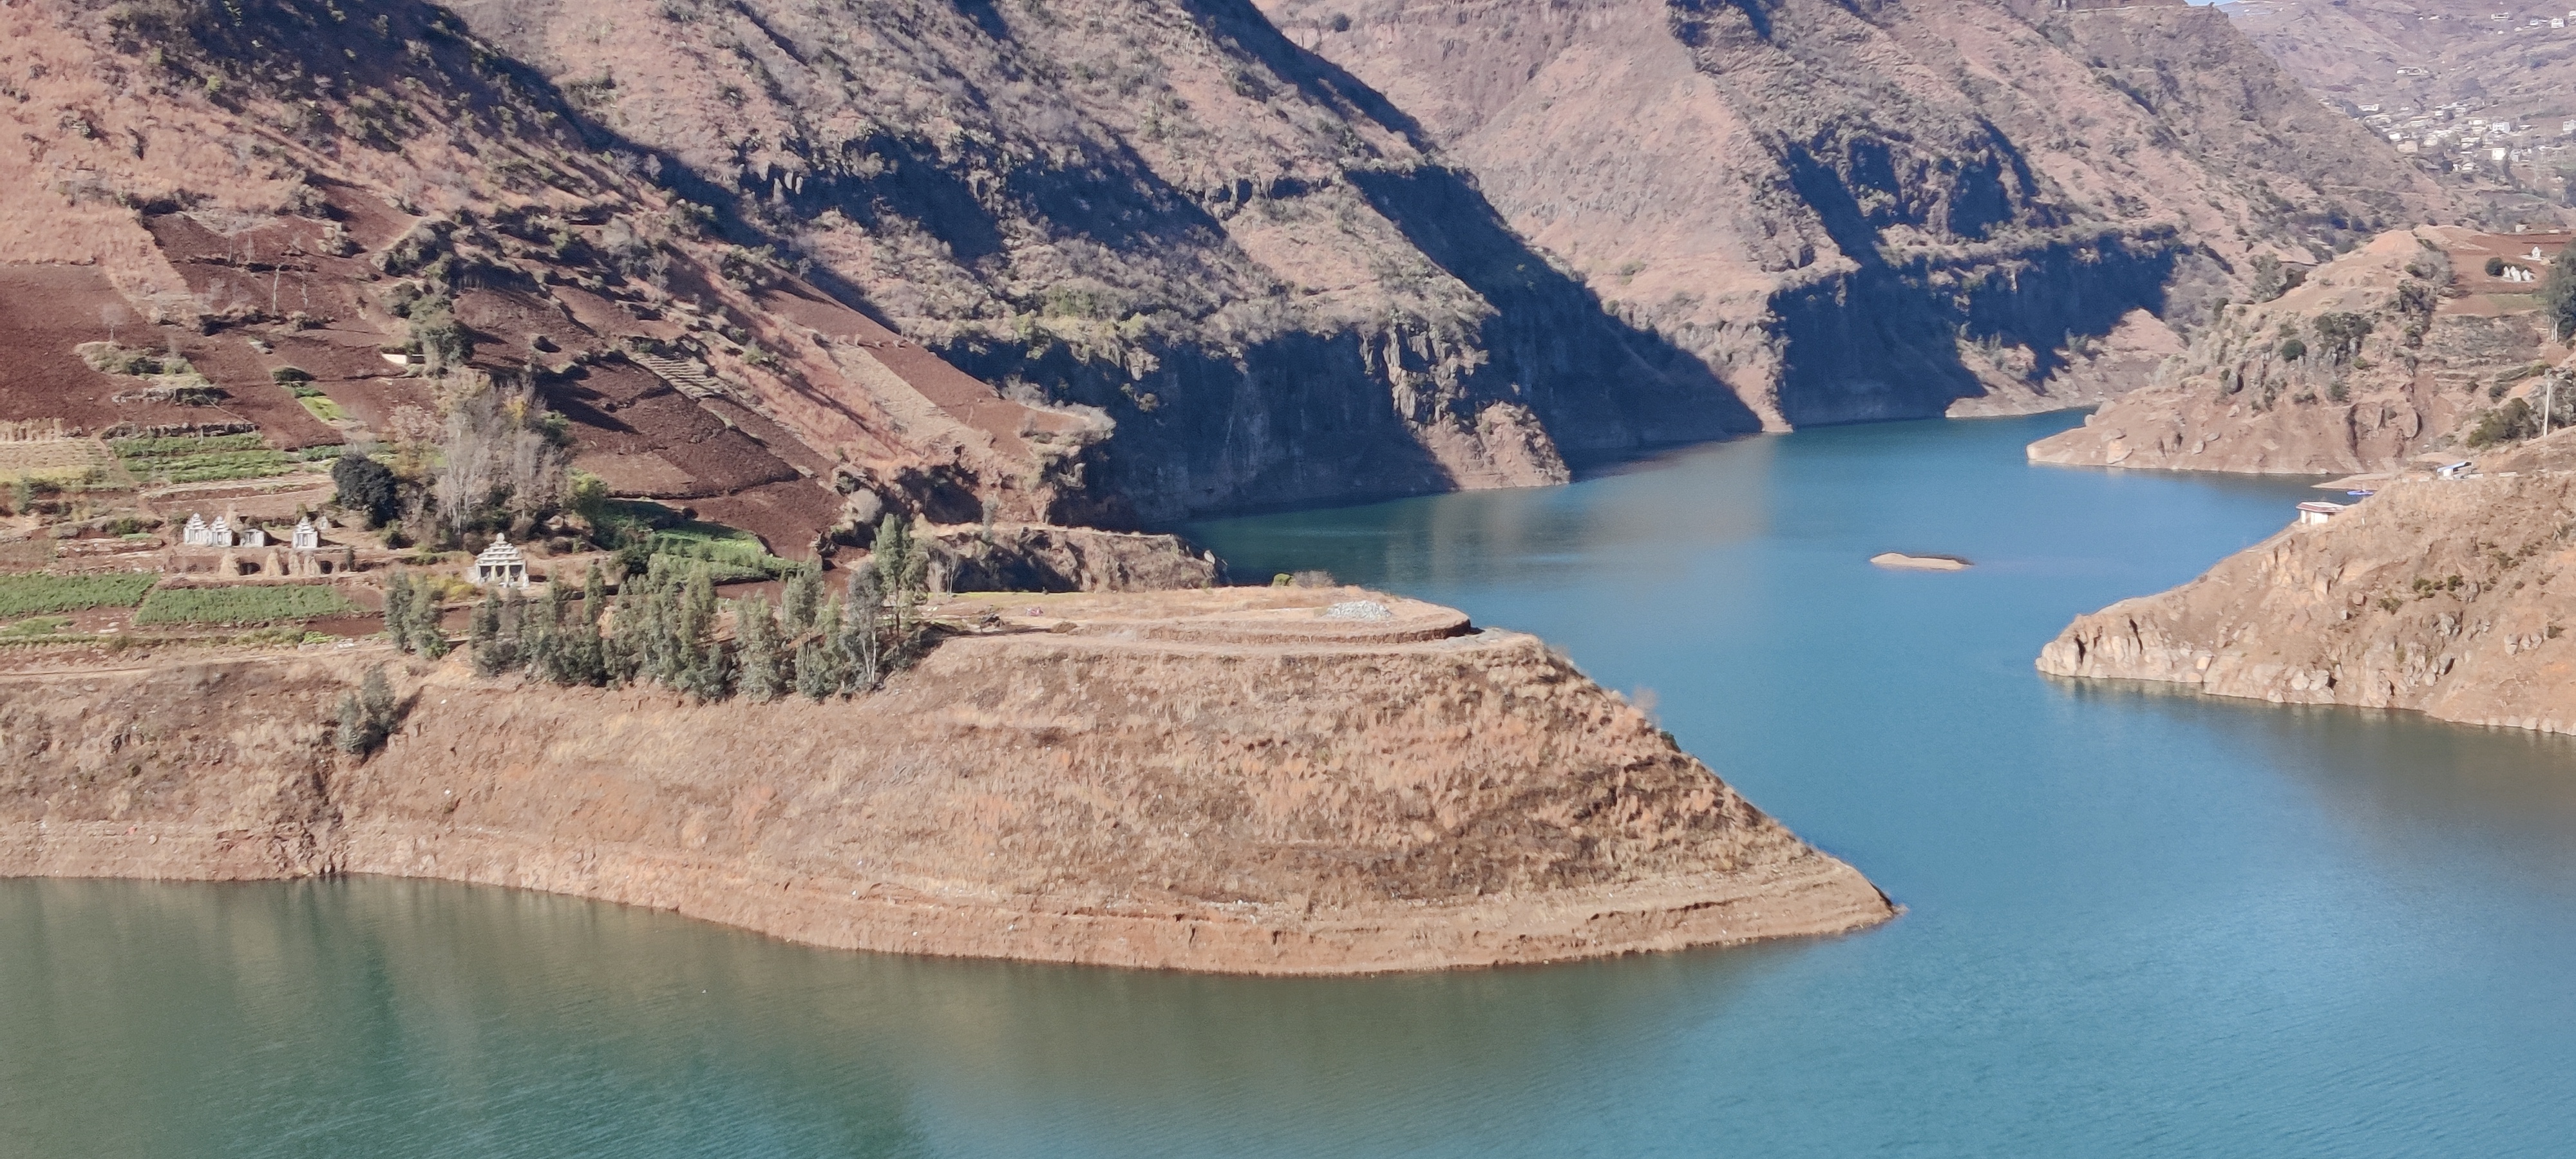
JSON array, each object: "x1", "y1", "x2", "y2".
[{"x1": 2547, "y1": 374, "x2": 2557, "y2": 439}]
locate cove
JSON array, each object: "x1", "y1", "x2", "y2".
[{"x1": 8, "y1": 413, "x2": 2576, "y2": 1156}]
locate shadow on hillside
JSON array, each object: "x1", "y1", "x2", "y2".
[{"x1": 1197, "y1": 0, "x2": 1765, "y2": 453}]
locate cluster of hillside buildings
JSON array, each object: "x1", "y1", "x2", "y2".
[{"x1": 2351, "y1": 97, "x2": 2574, "y2": 177}]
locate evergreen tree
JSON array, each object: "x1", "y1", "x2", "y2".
[
  {"x1": 681, "y1": 565, "x2": 717, "y2": 641},
  {"x1": 603, "y1": 587, "x2": 649, "y2": 686},
  {"x1": 734, "y1": 596, "x2": 785, "y2": 702},
  {"x1": 501, "y1": 587, "x2": 527, "y2": 645},
  {"x1": 470, "y1": 589, "x2": 500, "y2": 645},
  {"x1": 337, "y1": 664, "x2": 398, "y2": 757},
  {"x1": 409, "y1": 583, "x2": 450, "y2": 658},
  {"x1": 683, "y1": 636, "x2": 734, "y2": 701},
  {"x1": 2542, "y1": 246, "x2": 2576, "y2": 341},
  {"x1": 873, "y1": 514, "x2": 929, "y2": 646},
  {"x1": 330, "y1": 452, "x2": 400, "y2": 527},
  {"x1": 562, "y1": 563, "x2": 607, "y2": 685},
  {"x1": 469, "y1": 589, "x2": 512, "y2": 676},
  {"x1": 383, "y1": 570, "x2": 415, "y2": 652},
  {"x1": 334, "y1": 692, "x2": 369, "y2": 753},
  {"x1": 793, "y1": 637, "x2": 841, "y2": 701},
  {"x1": 781, "y1": 561, "x2": 822, "y2": 636},
  {"x1": 667, "y1": 564, "x2": 719, "y2": 690},
  {"x1": 522, "y1": 580, "x2": 564, "y2": 682},
  {"x1": 361, "y1": 664, "x2": 396, "y2": 730}
]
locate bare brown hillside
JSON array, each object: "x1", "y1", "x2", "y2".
[
  {"x1": 1258, "y1": 0, "x2": 2450, "y2": 426},
  {"x1": 1, "y1": 0, "x2": 1752, "y2": 529},
  {"x1": 2038, "y1": 432, "x2": 2576, "y2": 734},
  {"x1": 2218, "y1": 0, "x2": 2576, "y2": 228},
  {"x1": 0, "y1": 588, "x2": 1895, "y2": 973},
  {"x1": 1, "y1": 0, "x2": 1117, "y2": 552},
  {"x1": 437, "y1": 0, "x2": 1761, "y2": 513},
  {"x1": 2027, "y1": 226, "x2": 2571, "y2": 474}
]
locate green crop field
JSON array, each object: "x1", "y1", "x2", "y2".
[
  {"x1": 134, "y1": 584, "x2": 357, "y2": 625},
  {"x1": 0, "y1": 572, "x2": 158, "y2": 617},
  {"x1": 111, "y1": 434, "x2": 306, "y2": 484}
]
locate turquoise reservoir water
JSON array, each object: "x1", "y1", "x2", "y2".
[{"x1": 9, "y1": 413, "x2": 2576, "y2": 1156}]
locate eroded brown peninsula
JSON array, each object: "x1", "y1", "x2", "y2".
[{"x1": 2, "y1": 588, "x2": 1893, "y2": 974}]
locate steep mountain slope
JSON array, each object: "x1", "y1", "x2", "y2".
[
  {"x1": 1258, "y1": 0, "x2": 2451, "y2": 425},
  {"x1": 2, "y1": 0, "x2": 1747, "y2": 531},
  {"x1": 2028, "y1": 225, "x2": 2571, "y2": 475},
  {"x1": 3, "y1": 0, "x2": 2461, "y2": 529},
  {"x1": 1, "y1": 0, "x2": 1115, "y2": 551},
  {"x1": 437, "y1": 0, "x2": 1758, "y2": 514},
  {"x1": 2216, "y1": 0, "x2": 2576, "y2": 226}
]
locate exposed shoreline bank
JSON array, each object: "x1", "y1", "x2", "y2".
[
  {"x1": 2, "y1": 589, "x2": 1893, "y2": 974},
  {"x1": 2037, "y1": 439, "x2": 2576, "y2": 735}
]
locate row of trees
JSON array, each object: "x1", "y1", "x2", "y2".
[{"x1": 455, "y1": 515, "x2": 935, "y2": 702}]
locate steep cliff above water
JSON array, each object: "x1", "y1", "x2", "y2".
[
  {"x1": 2027, "y1": 227, "x2": 2570, "y2": 475},
  {"x1": 1258, "y1": 0, "x2": 2450, "y2": 426},
  {"x1": 432, "y1": 0, "x2": 1762, "y2": 515},
  {"x1": 3, "y1": 0, "x2": 1746, "y2": 530},
  {"x1": 6, "y1": 0, "x2": 2464, "y2": 530},
  {"x1": 2038, "y1": 435, "x2": 2576, "y2": 733},
  {"x1": 0, "y1": 587, "x2": 1895, "y2": 973}
]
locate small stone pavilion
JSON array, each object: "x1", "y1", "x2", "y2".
[
  {"x1": 469, "y1": 534, "x2": 531, "y2": 589},
  {"x1": 171, "y1": 511, "x2": 340, "y2": 577},
  {"x1": 180, "y1": 510, "x2": 265, "y2": 547}
]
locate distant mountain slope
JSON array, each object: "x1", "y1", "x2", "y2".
[
  {"x1": 1258, "y1": 0, "x2": 2451, "y2": 425},
  {"x1": 2028, "y1": 225, "x2": 2571, "y2": 475},
  {"x1": 2215, "y1": 0, "x2": 2576, "y2": 227}
]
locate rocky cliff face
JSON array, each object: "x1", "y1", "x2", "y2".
[
  {"x1": 4, "y1": 0, "x2": 1745, "y2": 531},
  {"x1": 0, "y1": 589, "x2": 1894, "y2": 973},
  {"x1": 1256, "y1": 0, "x2": 2450, "y2": 426},
  {"x1": 2027, "y1": 227, "x2": 2568, "y2": 475},
  {"x1": 3, "y1": 0, "x2": 2461, "y2": 522},
  {"x1": 2038, "y1": 438, "x2": 2576, "y2": 733},
  {"x1": 437, "y1": 0, "x2": 1757, "y2": 517}
]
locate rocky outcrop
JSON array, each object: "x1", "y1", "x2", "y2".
[
  {"x1": 923, "y1": 523, "x2": 1220, "y2": 592},
  {"x1": 2029, "y1": 227, "x2": 2564, "y2": 475},
  {"x1": 2038, "y1": 448, "x2": 2576, "y2": 732},
  {"x1": 0, "y1": 589, "x2": 1895, "y2": 973}
]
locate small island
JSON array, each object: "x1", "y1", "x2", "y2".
[{"x1": 1871, "y1": 552, "x2": 1973, "y2": 572}]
